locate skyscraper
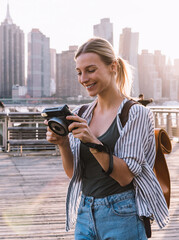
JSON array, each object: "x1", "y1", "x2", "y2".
[
  {"x1": 56, "y1": 46, "x2": 87, "y2": 98},
  {"x1": 27, "y1": 29, "x2": 51, "y2": 98},
  {"x1": 154, "y1": 50, "x2": 169, "y2": 99},
  {"x1": 0, "y1": 4, "x2": 25, "y2": 98},
  {"x1": 174, "y1": 59, "x2": 179, "y2": 77},
  {"x1": 119, "y1": 28, "x2": 139, "y2": 97},
  {"x1": 93, "y1": 18, "x2": 113, "y2": 45},
  {"x1": 173, "y1": 59, "x2": 179, "y2": 100},
  {"x1": 138, "y1": 50, "x2": 162, "y2": 100},
  {"x1": 138, "y1": 50, "x2": 178, "y2": 101}
]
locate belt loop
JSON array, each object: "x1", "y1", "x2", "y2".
[
  {"x1": 105, "y1": 196, "x2": 110, "y2": 207},
  {"x1": 90, "y1": 196, "x2": 94, "y2": 206}
]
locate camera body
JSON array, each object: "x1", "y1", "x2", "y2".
[{"x1": 41, "y1": 104, "x2": 75, "y2": 136}]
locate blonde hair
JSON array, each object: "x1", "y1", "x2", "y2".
[{"x1": 75, "y1": 37, "x2": 132, "y2": 97}]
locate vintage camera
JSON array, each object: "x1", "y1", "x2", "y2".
[{"x1": 41, "y1": 104, "x2": 75, "y2": 136}]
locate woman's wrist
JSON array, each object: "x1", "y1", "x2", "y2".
[
  {"x1": 83, "y1": 142, "x2": 109, "y2": 153},
  {"x1": 58, "y1": 137, "x2": 70, "y2": 148},
  {"x1": 89, "y1": 143, "x2": 114, "y2": 176}
]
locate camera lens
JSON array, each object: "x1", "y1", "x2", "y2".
[
  {"x1": 51, "y1": 122, "x2": 66, "y2": 135},
  {"x1": 54, "y1": 125, "x2": 62, "y2": 132},
  {"x1": 48, "y1": 117, "x2": 68, "y2": 136}
]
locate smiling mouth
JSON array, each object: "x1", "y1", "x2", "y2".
[{"x1": 86, "y1": 83, "x2": 96, "y2": 89}]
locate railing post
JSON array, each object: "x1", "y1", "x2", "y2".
[
  {"x1": 0, "y1": 113, "x2": 8, "y2": 152},
  {"x1": 4, "y1": 115, "x2": 8, "y2": 151},
  {"x1": 154, "y1": 112, "x2": 159, "y2": 128},
  {"x1": 177, "y1": 113, "x2": 179, "y2": 137},
  {"x1": 166, "y1": 113, "x2": 172, "y2": 138}
]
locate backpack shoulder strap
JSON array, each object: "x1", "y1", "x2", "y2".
[
  {"x1": 119, "y1": 99, "x2": 138, "y2": 127},
  {"x1": 78, "y1": 104, "x2": 89, "y2": 117}
]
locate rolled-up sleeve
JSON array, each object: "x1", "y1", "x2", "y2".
[{"x1": 117, "y1": 105, "x2": 155, "y2": 176}]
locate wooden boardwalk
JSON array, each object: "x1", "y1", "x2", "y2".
[{"x1": 0, "y1": 142, "x2": 179, "y2": 240}]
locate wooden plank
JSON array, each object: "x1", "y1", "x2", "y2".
[
  {"x1": 0, "y1": 151, "x2": 74, "y2": 239},
  {"x1": 0, "y1": 142, "x2": 179, "y2": 239},
  {"x1": 151, "y1": 142, "x2": 179, "y2": 239}
]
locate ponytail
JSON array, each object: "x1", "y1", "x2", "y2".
[{"x1": 116, "y1": 57, "x2": 132, "y2": 97}]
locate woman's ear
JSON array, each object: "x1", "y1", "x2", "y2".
[{"x1": 110, "y1": 60, "x2": 117, "y2": 74}]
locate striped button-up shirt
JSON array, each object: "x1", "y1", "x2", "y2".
[{"x1": 66, "y1": 98, "x2": 169, "y2": 231}]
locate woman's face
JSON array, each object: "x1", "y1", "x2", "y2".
[{"x1": 76, "y1": 53, "x2": 115, "y2": 97}]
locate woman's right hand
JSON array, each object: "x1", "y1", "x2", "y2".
[{"x1": 44, "y1": 120, "x2": 69, "y2": 146}]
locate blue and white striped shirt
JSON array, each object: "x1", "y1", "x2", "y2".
[{"x1": 66, "y1": 98, "x2": 169, "y2": 231}]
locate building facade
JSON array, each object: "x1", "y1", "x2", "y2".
[
  {"x1": 56, "y1": 46, "x2": 87, "y2": 99},
  {"x1": 0, "y1": 5, "x2": 25, "y2": 98},
  {"x1": 173, "y1": 59, "x2": 179, "y2": 100},
  {"x1": 138, "y1": 50, "x2": 162, "y2": 100},
  {"x1": 138, "y1": 49, "x2": 178, "y2": 101},
  {"x1": 93, "y1": 18, "x2": 113, "y2": 46},
  {"x1": 12, "y1": 85, "x2": 27, "y2": 99},
  {"x1": 27, "y1": 29, "x2": 51, "y2": 98},
  {"x1": 153, "y1": 50, "x2": 170, "y2": 99},
  {"x1": 174, "y1": 59, "x2": 179, "y2": 77},
  {"x1": 119, "y1": 28, "x2": 139, "y2": 97},
  {"x1": 50, "y1": 48, "x2": 56, "y2": 96}
]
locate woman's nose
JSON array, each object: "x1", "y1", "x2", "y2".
[{"x1": 80, "y1": 72, "x2": 89, "y2": 84}]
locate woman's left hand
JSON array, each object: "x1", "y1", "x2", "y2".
[{"x1": 66, "y1": 115, "x2": 100, "y2": 144}]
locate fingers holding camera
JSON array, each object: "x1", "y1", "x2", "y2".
[
  {"x1": 72, "y1": 127, "x2": 96, "y2": 143},
  {"x1": 46, "y1": 127, "x2": 57, "y2": 141},
  {"x1": 67, "y1": 118, "x2": 96, "y2": 143},
  {"x1": 44, "y1": 120, "x2": 68, "y2": 145},
  {"x1": 44, "y1": 120, "x2": 55, "y2": 142},
  {"x1": 45, "y1": 123, "x2": 69, "y2": 146},
  {"x1": 68, "y1": 117, "x2": 88, "y2": 134},
  {"x1": 66, "y1": 114, "x2": 87, "y2": 123},
  {"x1": 69, "y1": 121, "x2": 87, "y2": 131},
  {"x1": 44, "y1": 119, "x2": 48, "y2": 125}
]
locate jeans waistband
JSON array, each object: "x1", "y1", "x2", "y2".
[{"x1": 81, "y1": 189, "x2": 135, "y2": 206}]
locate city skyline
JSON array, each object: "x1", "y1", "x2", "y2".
[
  {"x1": 0, "y1": 0, "x2": 179, "y2": 101},
  {"x1": 0, "y1": 0, "x2": 178, "y2": 62}
]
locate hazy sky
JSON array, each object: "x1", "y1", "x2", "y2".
[{"x1": 0, "y1": 0, "x2": 179, "y2": 61}]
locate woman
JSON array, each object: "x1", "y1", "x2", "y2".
[{"x1": 45, "y1": 38, "x2": 169, "y2": 239}]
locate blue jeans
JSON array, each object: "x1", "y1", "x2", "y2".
[{"x1": 75, "y1": 190, "x2": 147, "y2": 240}]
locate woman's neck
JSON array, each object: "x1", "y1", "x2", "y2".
[{"x1": 96, "y1": 89, "x2": 124, "y2": 113}]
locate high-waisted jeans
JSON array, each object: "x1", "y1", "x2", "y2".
[{"x1": 75, "y1": 190, "x2": 147, "y2": 240}]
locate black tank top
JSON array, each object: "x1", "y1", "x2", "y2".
[{"x1": 80, "y1": 117, "x2": 133, "y2": 198}]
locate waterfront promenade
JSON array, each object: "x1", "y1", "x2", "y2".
[{"x1": 0, "y1": 142, "x2": 179, "y2": 240}]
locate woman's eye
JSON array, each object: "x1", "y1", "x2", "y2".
[
  {"x1": 77, "y1": 72, "x2": 82, "y2": 76},
  {"x1": 88, "y1": 69, "x2": 96, "y2": 73}
]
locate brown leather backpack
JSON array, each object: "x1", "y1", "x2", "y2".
[{"x1": 154, "y1": 128, "x2": 171, "y2": 208}]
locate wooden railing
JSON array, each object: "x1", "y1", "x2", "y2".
[
  {"x1": 0, "y1": 112, "x2": 56, "y2": 153},
  {"x1": 1, "y1": 107, "x2": 179, "y2": 152}
]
